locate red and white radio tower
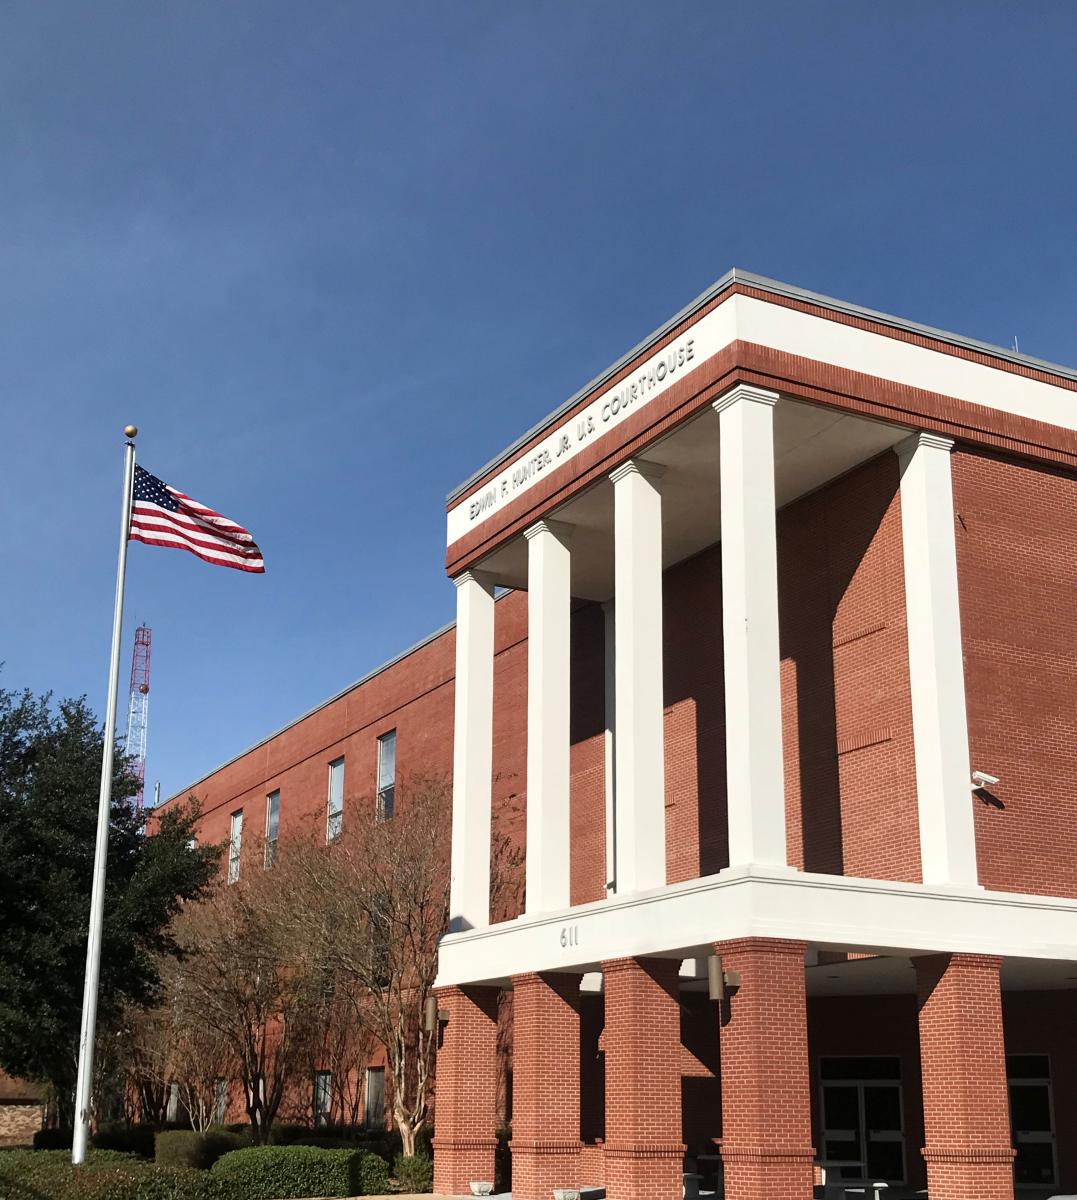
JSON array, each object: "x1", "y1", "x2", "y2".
[{"x1": 125, "y1": 624, "x2": 152, "y2": 812}]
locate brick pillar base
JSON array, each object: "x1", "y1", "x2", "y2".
[
  {"x1": 603, "y1": 957, "x2": 684, "y2": 1200},
  {"x1": 509, "y1": 972, "x2": 581, "y2": 1200},
  {"x1": 717, "y1": 938, "x2": 814, "y2": 1200},
  {"x1": 916, "y1": 954, "x2": 1015, "y2": 1200},
  {"x1": 432, "y1": 985, "x2": 500, "y2": 1196}
]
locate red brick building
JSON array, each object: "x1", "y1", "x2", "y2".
[{"x1": 163, "y1": 271, "x2": 1077, "y2": 1199}]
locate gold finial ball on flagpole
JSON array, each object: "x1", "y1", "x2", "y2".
[{"x1": 124, "y1": 425, "x2": 138, "y2": 440}]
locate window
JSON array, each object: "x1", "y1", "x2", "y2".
[
  {"x1": 313, "y1": 1070, "x2": 332, "y2": 1128},
  {"x1": 1008, "y1": 1054, "x2": 1056, "y2": 1186},
  {"x1": 376, "y1": 731, "x2": 396, "y2": 821},
  {"x1": 213, "y1": 1079, "x2": 228, "y2": 1126},
  {"x1": 364, "y1": 1067, "x2": 385, "y2": 1129},
  {"x1": 166, "y1": 1081, "x2": 179, "y2": 1123},
  {"x1": 327, "y1": 758, "x2": 344, "y2": 842},
  {"x1": 228, "y1": 811, "x2": 243, "y2": 883},
  {"x1": 264, "y1": 791, "x2": 280, "y2": 869}
]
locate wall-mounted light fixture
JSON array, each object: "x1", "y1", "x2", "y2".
[
  {"x1": 707, "y1": 955, "x2": 741, "y2": 1001},
  {"x1": 423, "y1": 996, "x2": 449, "y2": 1032}
]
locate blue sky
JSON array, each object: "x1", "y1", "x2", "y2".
[{"x1": 1, "y1": 1, "x2": 1074, "y2": 801}]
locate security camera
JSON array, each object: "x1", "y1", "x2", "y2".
[{"x1": 971, "y1": 770, "x2": 1000, "y2": 789}]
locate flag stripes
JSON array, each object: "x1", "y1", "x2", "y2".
[{"x1": 129, "y1": 465, "x2": 265, "y2": 573}]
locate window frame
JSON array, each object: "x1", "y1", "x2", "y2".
[
  {"x1": 264, "y1": 790, "x2": 280, "y2": 869},
  {"x1": 227, "y1": 810, "x2": 243, "y2": 884},
  {"x1": 376, "y1": 730, "x2": 396, "y2": 821},
  {"x1": 326, "y1": 757, "x2": 345, "y2": 842},
  {"x1": 313, "y1": 1070, "x2": 333, "y2": 1128}
]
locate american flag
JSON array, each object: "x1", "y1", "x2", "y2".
[{"x1": 129, "y1": 465, "x2": 265, "y2": 573}]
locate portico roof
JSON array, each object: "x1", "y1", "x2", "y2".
[{"x1": 446, "y1": 267, "x2": 1077, "y2": 507}]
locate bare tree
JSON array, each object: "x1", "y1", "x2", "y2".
[
  {"x1": 284, "y1": 774, "x2": 452, "y2": 1157},
  {"x1": 173, "y1": 863, "x2": 326, "y2": 1143}
]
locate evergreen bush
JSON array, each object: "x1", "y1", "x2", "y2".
[
  {"x1": 155, "y1": 1130, "x2": 246, "y2": 1170},
  {"x1": 211, "y1": 1144, "x2": 389, "y2": 1197},
  {"x1": 393, "y1": 1151, "x2": 434, "y2": 1192}
]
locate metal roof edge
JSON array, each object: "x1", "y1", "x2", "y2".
[{"x1": 445, "y1": 268, "x2": 1077, "y2": 505}]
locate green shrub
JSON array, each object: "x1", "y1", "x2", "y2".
[
  {"x1": 154, "y1": 1129, "x2": 245, "y2": 1171},
  {"x1": 357, "y1": 1150, "x2": 390, "y2": 1195},
  {"x1": 211, "y1": 1144, "x2": 389, "y2": 1198},
  {"x1": 393, "y1": 1151, "x2": 433, "y2": 1192},
  {"x1": 0, "y1": 1150, "x2": 234, "y2": 1199},
  {"x1": 266, "y1": 1123, "x2": 311, "y2": 1145},
  {"x1": 32, "y1": 1127, "x2": 73, "y2": 1150},
  {"x1": 93, "y1": 1122, "x2": 157, "y2": 1159}
]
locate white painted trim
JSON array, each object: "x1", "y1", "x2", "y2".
[
  {"x1": 449, "y1": 571, "x2": 496, "y2": 931},
  {"x1": 602, "y1": 600, "x2": 617, "y2": 895},
  {"x1": 896, "y1": 434, "x2": 979, "y2": 887},
  {"x1": 716, "y1": 386, "x2": 788, "y2": 868},
  {"x1": 434, "y1": 865, "x2": 1077, "y2": 987},
  {"x1": 524, "y1": 519, "x2": 573, "y2": 914},
  {"x1": 611, "y1": 459, "x2": 667, "y2": 894},
  {"x1": 446, "y1": 292, "x2": 1077, "y2": 549}
]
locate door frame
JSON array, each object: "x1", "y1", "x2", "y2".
[
  {"x1": 1008, "y1": 1052, "x2": 1058, "y2": 1189},
  {"x1": 818, "y1": 1056, "x2": 906, "y2": 1185}
]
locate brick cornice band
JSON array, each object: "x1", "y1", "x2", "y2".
[
  {"x1": 509, "y1": 1139, "x2": 582, "y2": 1155},
  {"x1": 431, "y1": 1136, "x2": 499, "y2": 1151},
  {"x1": 921, "y1": 1145, "x2": 1016, "y2": 1164},
  {"x1": 714, "y1": 936, "x2": 808, "y2": 958},
  {"x1": 602, "y1": 1141, "x2": 686, "y2": 1159},
  {"x1": 720, "y1": 1144, "x2": 815, "y2": 1164}
]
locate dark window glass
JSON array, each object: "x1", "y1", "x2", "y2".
[
  {"x1": 821, "y1": 1056, "x2": 901, "y2": 1081},
  {"x1": 1007, "y1": 1054, "x2": 1049, "y2": 1079}
]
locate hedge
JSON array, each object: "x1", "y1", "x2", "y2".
[
  {"x1": 393, "y1": 1151, "x2": 434, "y2": 1192},
  {"x1": 32, "y1": 1124, "x2": 157, "y2": 1157},
  {"x1": 155, "y1": 1130, "x2": 246, "y2": 1170},
  {"x1": 94, "y1": 1123, "x2": 158, "y2": 1159},
  {"x1": 211, "y1": 1144, "x2": 389, "y2": 1198},
  {"x1": 0, "y1": 1151, "x2": 233, "y2": 1200}
]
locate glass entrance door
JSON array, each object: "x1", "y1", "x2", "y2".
[
  {"x1": 820, "y1": 1058, "x2": 905, "y2": 1184},
  {"x1": 1008, "y1": 1055, "x2": 1057, "y2": 1187}
]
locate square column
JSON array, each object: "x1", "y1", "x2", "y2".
[
  {"x1": 602, "y1": 957, "x2": 684, "y2": 1200},
  {"x1": 432, "y1": 985, "x2": 501, "y2": 1195},
  {"x1": 896, "y1": 433, "x2": 979, "y2": 886},
  {"x1": 510, "y1": 972, "x2": 581, "y2": 1200},
  {"x1": 450, "y1": 570, "x2": 495, "y2": 931},
  {"x1": 610, "y1": 460, "x2": 667, "y2": 894},
  {"x1": 716, "y1": 938, "x2": 814, "y2": 1200},
  {"x1": 524, "y1": 520, "x2": 573, "y2": 914},
  {"x1": 714, "y1": 385, "x2": 788, "y2": 868},
  {"x1": 915, "y1": 953, "x2": 1014, "y2": 1200}
]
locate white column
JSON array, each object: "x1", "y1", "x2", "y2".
[
  {"x1": 714, "y1": 384, "x2": 788, "y2": 869},
  {"x1": 896, "y1": 433, "x2": 979, "y2": 887},
  {"x1": 524, "y1": 520, "x2": 573, "y2": 913},
  {"x1": 449, "y1": 569, "x2": 495, "y2": 931},
  {"x1": 602, "y1": 599, "x2": 617, "y2": 895},
  {"x1": 610, "y1": 459, "x2": 667, "y2": 894}
]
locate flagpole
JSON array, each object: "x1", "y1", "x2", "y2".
[{"x1": 72, "y1": 425, "x2": 138, "y2": 1165}]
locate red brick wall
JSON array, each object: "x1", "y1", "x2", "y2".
[
  {"x1": 167, "y1": 446, "x2": 1077, "y2": 907},
  {"x1": 953, "y1": 449, "x2": 1077, "y2": 898},
  {"x1": 779, "y1": 453, "x2": 921, "y2": 882},
  {"x1": 915, "y1": 954, "x2": 1014, "y2": 1200}
]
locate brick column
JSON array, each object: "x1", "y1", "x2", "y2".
[
  {"x1": 916, "y1": 954, "x2": 1015, "y2": 1200},
  {"x1": 432, "y1": 985, "x2": 500, "y2": 1195},
  {"x1": 716, "y1": 938, "x2": 814, "y2": 1200},
  {"x1": 602, "y1": 957, "x2": 684, "y2": 1200},
  {"x1": 510, "y1": 973, "x2": 581, "y2": 1200}
]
